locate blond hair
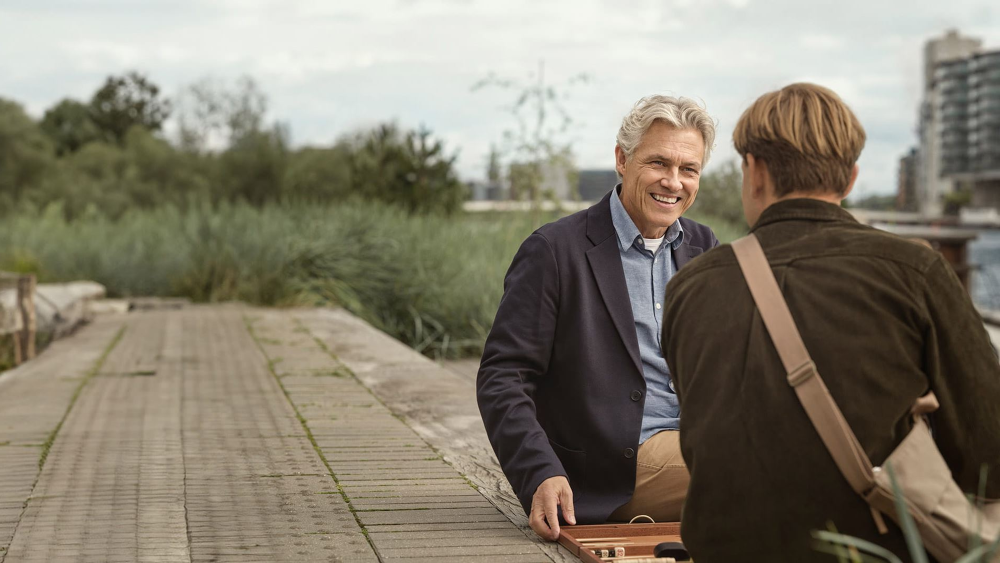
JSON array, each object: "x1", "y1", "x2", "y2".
[
  {"x1": 617, "y1": 95, "x2": 717, "y2": 165},
  {"x1": 733, "y1": 83, "x2": 866, "y2": 197}
]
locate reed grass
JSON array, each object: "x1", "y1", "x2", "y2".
[{"x1": 0, "y1": 201, "x2": 743, "y2": 358}]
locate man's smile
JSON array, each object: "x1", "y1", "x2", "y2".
[{"x1": 650, "y1": 193, "x2": 682, "y2": 207}]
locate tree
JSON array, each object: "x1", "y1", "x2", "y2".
[
  {"x1": 40, "y1": 99, "x2": 101, "y2": 155},
  {"x1": 89, "y1": 71, "x2": 171, "y2": 144},
  {"x1": 0, "y1": 98, "x2": 55, "y2": 207},
  {"x1": 39, "y1": 125, "x2": 211, "y2": 219},
  {"x1": 175, "y1": 76, "x2": 267, "y2": 152},
  {"x1": 122, "y1": 126, "x2": 212, "y2": 206},
  {"x1": 218, "y1": 125, "x2": 290, "y2": 206},
  {"x1": 472, "y1": 61, "x2": 589, "y2": 203},
  {"x1": 224, "y1": 76, "x2": 266, "y2": 146},
  {"x1": 349, "y1": 123, "x2": 466, "y2": 214},
  {"x1": 54, "y1": 140, "x2": 133, "y2": 218},
  {"x1": 695, "y1": 160, "x2": 746, "y2": 227},
  {"x1": 284, "y1": 145, "x2": 353, "y2": 203},
  {"x1": 174, "y1": 76, "x2": 277, "y2": 205},
  {"x1": 942, "y1": 189, "x2": 972, "y2": 216},
  {"x1": 175, "y1": 78, "x2": 226, "y2": 152}
]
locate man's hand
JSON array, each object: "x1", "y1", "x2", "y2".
[{"x1": 529, "y1": 476, "x2": 576, "y2": 541}]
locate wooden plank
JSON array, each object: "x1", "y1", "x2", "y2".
[
  {"x1": 296, "y1": 307, "x2": 578, "y2": 562},
  {"x1": 0, "y1": 316, "x2": 126, "y2": 558}
]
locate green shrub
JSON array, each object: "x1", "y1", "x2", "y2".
[{"x1": 693, "y1": 159, "x2": 747, "y2": 230}]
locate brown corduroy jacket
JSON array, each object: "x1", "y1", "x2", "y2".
[{"x1": 662, "y1": 198, "x2": 1000, "y2": 562}]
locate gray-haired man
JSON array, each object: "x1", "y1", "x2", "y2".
[{"x1": 477, "y1": 96, "x2": 720, "y2": 540}]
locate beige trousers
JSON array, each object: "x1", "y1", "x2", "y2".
[{"x1": 608, "y1": 430, "x2": 690, "y2": 523}]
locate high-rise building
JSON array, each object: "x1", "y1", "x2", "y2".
[
  {"x1": 962, "y1": 49, "x2": 1000, "y2": 208},
  {"x1": 915, "y1": 30, "x2": 982, "y2": 215},
  {"x1": 923, "y1": 29, "x2": 982, "y2": 91},
  {"x1": 930, "y1": 47, "x2": 1000, "y2": 210},
  {"x1": 910, "y1": 30, "x2": 1000, "y2": 215}
]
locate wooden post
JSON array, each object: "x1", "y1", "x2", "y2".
[
  {"x1": 16, "y1": 275, "x2": 36, "y2": 362},
  {"x1": 11, "y1": 330, "x2": 22, "y2": 367}
]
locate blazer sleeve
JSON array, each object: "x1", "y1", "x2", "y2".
[
  {"x1": 922, "y1": 256, "x2": 1000, "y2": 498},
  {"x1": 477, "y1": 232, "x2": 566, "y2": 514}
]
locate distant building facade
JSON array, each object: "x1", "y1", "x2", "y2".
[
  {"x1": 906, "y1": 30, "x2": 1000, "y2": 215},
  {"x1": 578, "y1": 169, "x2": 618, "y2": 201},
  {"x1": 949, "y1": 49, "x2": 1000, "y2": 209},
  {"x1": 467, "y1": 167, "x2": 619, "y2": 203},
  {"x1": 466, "y1": 180, "x2": 507, "y2": 201},
  {"x1": 541, "y1": 160, "x2": 575, "y2": 200},
  {"x1": 897, "y1": 147, "x2": 919, "y2": 212},
  {"x1": 917, "y1": 30, "x2": 982, "y2": 215}
]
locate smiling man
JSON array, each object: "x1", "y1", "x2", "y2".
[{"x1": 477, "y1": 95, "x2": 720, "y2": 540}]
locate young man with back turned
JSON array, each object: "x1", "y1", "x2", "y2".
[{"x1": 662, "y1": 83, "x2": 1000, "y2": 561}]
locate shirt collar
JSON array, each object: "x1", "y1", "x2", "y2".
[
  {"x1": 610, "y1": 184, "x2": 684, "y2": 253},
  {"x1": 750, "y1": 197, "x2": 859, "y2": 233}
]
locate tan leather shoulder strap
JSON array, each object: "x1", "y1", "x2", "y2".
[{"x1": 730, "y1": 235, "x2": 878, "y2": 497}]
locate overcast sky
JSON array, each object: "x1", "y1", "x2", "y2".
[{"x1": 2, "y1": 0, "x2": 999, "y2": 199}]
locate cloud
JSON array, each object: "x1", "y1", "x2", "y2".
[
  {"x1": 62, "y1": 41, "x2": 144, "y2": 70},
  {"x1": 799, "y1": 34, "x2": 845, "y2": 51},
  {"x1": 1, "y1": 0, "x2": 998, "y2": 195}
]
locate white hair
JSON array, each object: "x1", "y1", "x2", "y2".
[{"x1": 616, "y1": 95, "x2": 717, "y2": 165}]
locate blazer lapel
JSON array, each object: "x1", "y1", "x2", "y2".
[
  {"x1": 586, "y1": 240, "x2": 643, "y2": 377},
  {"x1": 586, "y1": 194, "x2": 643, "y2": 377},
  {"x1": 673, "y1": 242, "x2": 705, "y2": 270}
]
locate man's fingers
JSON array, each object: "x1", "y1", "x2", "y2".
[
  {"x1": 529, "y1": 505, "x2": 554, "y2": 540},
  {"x1": 543, "y1": 495, "x2": 561, "y2": 540},
  {"x1": 530, "y1": 476, "x2": 573, "y2": 541},
  {"x1": 560, "y1": 486, "x2": 576, "y2": 525}
]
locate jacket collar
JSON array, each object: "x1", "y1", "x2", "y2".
[
  {"x1": 609, "y1": 184, "x2": 684, "y2": 253},
  {"x1": 588, "y1": 186, "x2": 692, "y2": 249},
  {"x1": 585, "y1": 189, "x2": 642, "y2": 377},
  {"x1": 586, "y1": 189, "x2": 617, "y2": 245},
  {"x1": 751, "y1": 197, "x2": 858, "y2": 233}
]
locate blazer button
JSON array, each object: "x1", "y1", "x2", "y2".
[
  {"x1": 630, "y1": 390, "x2": 642, "y2": 401},
  {"x1": 624, "y1": 448, "x2": 635, "y2": 459}
]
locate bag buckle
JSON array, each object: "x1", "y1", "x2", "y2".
[
  {"x1": 862, "y1": 468, "x2": 881, "y2": 500},
  {"x1": 787, "y1": 361, "x2": 818, "y2": 387},
  {"x1": 862, "y1": 469, "x2": 890, "y2": 535}
]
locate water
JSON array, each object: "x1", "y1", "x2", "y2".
[{"x1": 969, "y1": 230, "x2": 1000, "y2": 310}]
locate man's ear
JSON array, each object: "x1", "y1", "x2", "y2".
[
  {"x1": 615, "y1": 145, "x2": 627, "y2": 178},
  {"x1": 746, "y1": 153, "x2": 767, "y2": 198},
  {"x1": 841, "y1": 163, "x2": 859, "y2": 200}
]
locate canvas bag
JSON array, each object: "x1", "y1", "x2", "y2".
[{"x1": 731, "y1": 233, "x2": 1000, "y2": 562}]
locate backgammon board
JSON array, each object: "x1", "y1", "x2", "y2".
[{"x1": 558, "y1": 522, "x2": 687, "y2": 562}]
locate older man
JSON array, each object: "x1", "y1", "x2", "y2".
[
  {"x1": 662, "y1": 83, "x2": 1000, "y2": 561},
  {"x1": 477, "y1": 95, "x2": 719, "y2": 541}
]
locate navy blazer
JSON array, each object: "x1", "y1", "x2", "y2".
[{"x1": 477, "y1": 190, "x2": 720, "y2": 523}]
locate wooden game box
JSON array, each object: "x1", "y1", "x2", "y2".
[{"x1": 558, "y1": 522, "x2": 685, "y2": 562}]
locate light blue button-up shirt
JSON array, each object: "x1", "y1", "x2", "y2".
[{"x1": 609, "y1": 186, "x2": 683, "y2": 444}]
